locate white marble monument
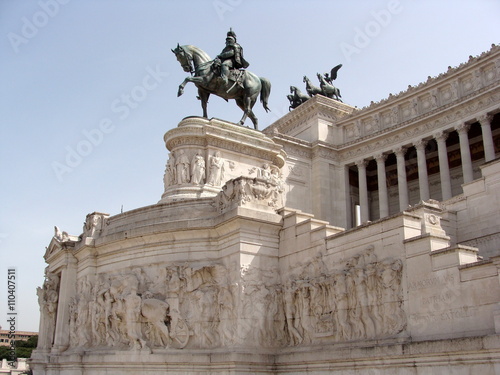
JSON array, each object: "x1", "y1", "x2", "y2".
[{"x1": 31, "y1": 45, "x2": 500, "y2": 374}]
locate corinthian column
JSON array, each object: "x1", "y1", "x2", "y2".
[
  {"x1": 456, "y1": 123, "x2": 474, "y2": 183},
  {"x1": 434, "y1": 131, "x2": 452, "y2": 200},
  {"x1": 478, "y1": 114, "x2": 496, "y2": 162},
  {"x1": 375, "y1": 153, "x2": 389, "y2": 218},
  {"x1": 356, "y1": 159, "x2": 369, "y2": 223},
  {"x1": 393, "y1": 147, "x2": 409, "y2": 211},
  {"x1": 415, "y1": 140, "x2": 430, "y2": 201}
]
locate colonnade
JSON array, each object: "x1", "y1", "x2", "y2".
[{"x1": 353, "y1": 114, "x2": 496, "y2": 224}]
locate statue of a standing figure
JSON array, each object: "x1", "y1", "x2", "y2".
[
  {"x1": 207, "y1": 151, "x2": 225, "y2": 186},
  {"x1": 216, "y1": 28, "x2": 250, "y2": 85},
  {"x1": 175, "y1": 150, "x2": 190, "y2": 184},
  {"x1": 191, "y1": 152, "x2": 206, "y2": 185},
  {"x1": 37, "y1": 273, "x2": 60, "y2": 349},
  {"x1": 164, "y1": 153, "x2": 176, "y2": 188}
]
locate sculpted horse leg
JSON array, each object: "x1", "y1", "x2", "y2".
[
  {"x1": 237, "y1": 95, "x2": 257, "y2": 128},
  {"x1": 177, "y1": 75, "x2": 208, "y2": 97},
  {"x1": 177, "y1": 77, "x2": 190, "y2": 97},
  {"x1": 247, "y1": 97, "x2": 259, "y2": 130},
  {"x1": 235, "y1": 97, "x2": 248, "y2": 127},
  {"x1": 198, "y1": 89, "x2": 210, "y2": 118},
  {"x1": 248, "y1": 109, "x2": 258, "y2": 130},
  {"x1": 335, "y1": 88, "x2": 343, "y2": 102}
]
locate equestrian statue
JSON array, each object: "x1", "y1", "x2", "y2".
[{"x1": 172, "y1": 29, "x2": 270, "y2": 130}]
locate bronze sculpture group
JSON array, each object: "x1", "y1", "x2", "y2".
[
  {"x1": 288, "y1": 64, "x2": 343, "y2": 110},
  {"x1": 172, "y1": 29, "x2": 270, "y2": 130},
  {"x1": 172, "y1": 30, "x2": 345, "y2": 127}
]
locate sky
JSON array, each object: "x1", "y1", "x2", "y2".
[{"x1": 0, "y1": 0, "x2": 498, "y2": 332}]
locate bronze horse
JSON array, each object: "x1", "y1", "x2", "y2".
[
  {"x1": 172, "y1": 44, "x2": 271, "y2": 130},
  {"x1": 303, "y1": 75, "x2": 322, "y2": 97},
  {"x1": 317, "y1": 73, "x2": 342, "y2": 102}
]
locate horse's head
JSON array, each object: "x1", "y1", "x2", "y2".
[
  {"x1": 172, "y1": 44, "x2": 193, "y2": 74},
  {"x1": 303, "y1": 76, "x2": 308, "y2": 83},
  {"x1": 290, "y1": 86, "x2": 296, "y2": 93}
]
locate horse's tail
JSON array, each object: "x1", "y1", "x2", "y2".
[
  {"x1": 259, "y1": 77, "x2": 271, "y2": 112},
  {"x1": 337, "y1": 88, "x2": 342, "y2": 98}
]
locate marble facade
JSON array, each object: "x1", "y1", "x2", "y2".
[{"x1": 31, "y1": 45, "x2": 500, "y2": 374}]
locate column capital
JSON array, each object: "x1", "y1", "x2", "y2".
[
  {"x1": 393, "y1": 146, "x2": 407, "y2": 157},
  {"x1": 414, "y1": 139, "x2": 428, "y2": 151},
  {"x1": 434, "y1": 130, "x2": 449, "y2": 143},
  {"x1": 355, "y1": 159, "x2": 368, "y2": 168},
  {"x1": 455, "y1": 122, "x2": 471, "y2": 134},
  {"x1": 374, "y1": 153, "x2": 387, "y2": 163},
  {"x1": 478, "y1": 113, "x2": 493, "y2": 126}
]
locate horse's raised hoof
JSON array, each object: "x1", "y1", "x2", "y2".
[{"x1": 177, "y1": 87, "x2": 184, "y2": 97}]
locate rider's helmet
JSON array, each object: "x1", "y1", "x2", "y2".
[{"x1": 226, "y1": 28, "x2": 237, "y2": 42}]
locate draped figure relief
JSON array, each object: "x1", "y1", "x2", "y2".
[{"x1": 63, "y1": 247, "x2": 405, "y2": 351}]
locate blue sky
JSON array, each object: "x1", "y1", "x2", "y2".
[{"x1": 0, "y1": 0, "x2": 498, "y2": 331}]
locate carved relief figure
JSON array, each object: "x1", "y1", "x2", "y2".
[
  {"x1": 284, "y1": 280, "x2": 303, "y2": 345},
  {"x1": 283, "y1": 248, "x2": 406, "y2": 346},
  {"x1": 217, "y1": 285, "x2": 236, "y2": 346},
  {"x1": 378, "y1": 259, "x2": 406, "y2": 335},
  {"x1": 331, "y1": 271, "x2": 352, "y2": 341},
  {"x1": 36, "y1": 273, "x2": 60, "y2": 349},
  {"x1": 430, "y1": 89, "x2": 439, "y2": 108},
  {"x1": 352, "y1": 267, "x2": 376, "y2": 338},
  {"x1": 61, "y1": 249, "x2": 405, "y2": 351},
  {"x1": 207, "y1": 151, "x2": 225, "y2": 186},
  {"x1": 141, "y1": 294, "x2": 171, "y2": 347},
  {"x1": 410, "y1": 98, "x2": 418, "y2": 117},
  {"x1": 191, "y1": 152, "x2": 206, "y2": 185},
  {"x1": 68, "y1": 297, "x2": 78, "y2": 347},
  {"x1": 123, "y1": 292, "x2": 146, "y2": 349},
  {"x1": 165, "y1": 267, "x2": 182, "y2": 342},
  {"x1": 83, "y1": 212, "x2": 105, "y2": 239},
  {"x1": 164, "y1": 153, "x2": 176, "y2": 187},
  {"x1": 451, "y1": 80, "x2": 459, "y2": 99},
  {"x1": 53, "y1": 226, "x2": 70, "y2": 242},
  {"x1": 473, "y1": 69, "x2": 482, "y2": 90},
  {"x1": 391, "y1": 107, "x2": 399, "y2": 124},
  {"x1": 75, "y1": 276, "x2": 92, "y2": 347},
  {"x1": 175, "y1": 150, "x2": 190, "y2": 184}
]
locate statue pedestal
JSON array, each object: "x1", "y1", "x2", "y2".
[{"x1": 159, "y1": 117, "x2": 286, "y2": 203}]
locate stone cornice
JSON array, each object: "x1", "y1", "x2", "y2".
[
  {"x1": 311, "y1": 141, "x2": 341, "y2": 162},
  {"x1": 264, "y1": 133, "x2": 313, "y2": 159},
  {"x1": 338, "y1": 45, "x2": 500, "y2": 146},
  {"x1": 165, "y1": 117, "x2": 287, "y2": 168},
  {"x1": 339, "y1": 88, "x2": 500, "y2": 162}
]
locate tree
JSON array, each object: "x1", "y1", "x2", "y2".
[
  {"x1": 0, "y1": 346, "x2": 10, "y2": 361},
  {"x1": 0, "y1": 336, "x2": 38, "y2": 361}
]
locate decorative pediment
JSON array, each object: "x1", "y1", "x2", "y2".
[{"x1": 44, "y1": 226, "x2": 79, "y2": 260}]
